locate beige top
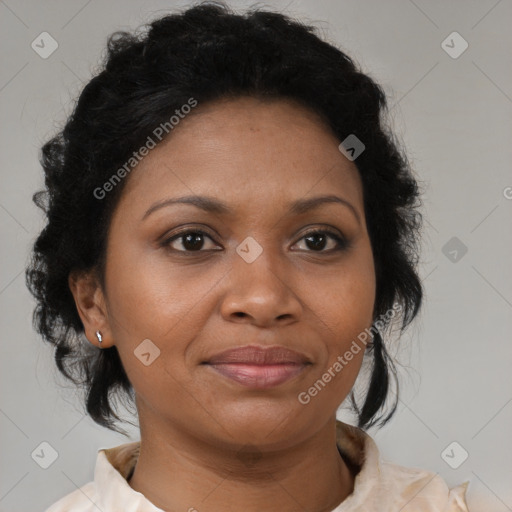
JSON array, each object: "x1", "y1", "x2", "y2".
[{"x1": 45, "y1": 420, "x2": 470, "y2": 511}]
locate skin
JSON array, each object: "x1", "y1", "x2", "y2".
[{"x1": 69, "y1": 96, "x2": 376, "y2": 512}]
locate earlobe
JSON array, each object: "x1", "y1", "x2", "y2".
[
  {"x1": 68, "y1": 269, "x2": 112, "y2": 349},
  {"x1": 95, "y1": 330, "x2": 104, "y2": 348}
]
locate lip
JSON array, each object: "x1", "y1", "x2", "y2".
[
  {"x1": 206, "y1": 345, "x2": 311, "y2": 365},
  {"x1": 203, "y1": 345, "x2": 311, "y2": 389}
]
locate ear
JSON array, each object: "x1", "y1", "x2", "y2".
[{"x1": 68, "y1": 269, "x2": 113, "y2": 349}]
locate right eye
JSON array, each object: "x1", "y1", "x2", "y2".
[{"x1": 160, "y1": 229, "x2": 222, "y2": 253}]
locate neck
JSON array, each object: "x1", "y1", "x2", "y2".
[{"x1": 128, "y1": 414, "x2": 356, "y2": 512}]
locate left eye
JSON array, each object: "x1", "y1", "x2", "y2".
[
  {"x1": 161, "y1": 229, "x2": 348, "y2": 253},
  {"x1": 293, "y1": 229, "x2": 348, "y2": 252}
]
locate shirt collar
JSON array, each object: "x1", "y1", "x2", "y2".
[{"x1": 95, "y1": 441, "x2": 164, "y2": 511}]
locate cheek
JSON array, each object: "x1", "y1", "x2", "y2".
[
  {"x1": 321, "y1": 244, "x2": 376, "y2": 339},
  {"x1": 103, "y1": 250, "x2": 202, "y2": 404},
  {"x1": 102, "y1": 241, "x2": 228, "y2": 389},
  {"x1": 307, "y1": 245, "x2": 375, "y2": 390},
  {"x1": 104, "y1": 240, "x2": 209, "y2": 337}
]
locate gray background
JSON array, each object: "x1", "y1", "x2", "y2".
[{"x1": 1, "y1": 0, "x2": 511, "y2": 510}]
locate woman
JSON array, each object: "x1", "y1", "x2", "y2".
[{"x1": 27, "y1": 2, "x2": 470, "y2": 510}]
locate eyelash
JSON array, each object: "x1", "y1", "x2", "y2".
[{"x1": 160, "y1": 227, "x2": 349, "y2": 254}]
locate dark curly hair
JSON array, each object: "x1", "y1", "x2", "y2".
[{"x1": 26, "y1": 1, "x2": 423, "y2": 435}]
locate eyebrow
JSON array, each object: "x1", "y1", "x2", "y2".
[{"x1": 142, "y1": 194, "x2": 361, "y2": 224}]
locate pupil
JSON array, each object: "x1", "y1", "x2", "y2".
[
  {"x1": 183, "y1": 233, "x2": 203, "y2": 250},
  {"x1": 306, "y1": 233, "x2": 326, "y2": 250}
]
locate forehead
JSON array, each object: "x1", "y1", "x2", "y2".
[{"x1": 116, "y1": 97, "x2": 364, "y2": 218}]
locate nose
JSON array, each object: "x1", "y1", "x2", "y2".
[{"x1": 219, "y1": 246, "x2": 302, "y2": 328}]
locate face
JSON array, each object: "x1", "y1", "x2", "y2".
[{"x1": 82, "y1": 97, "x2": 376, "y2": 451}]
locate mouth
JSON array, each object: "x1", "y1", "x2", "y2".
[{"x1": 202, "y1": 345, "x2": 312, "y2": 389}]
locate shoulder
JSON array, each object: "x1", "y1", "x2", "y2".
[
  {"x1": 43, "y1": 442, "x2": 144, "y2": 512},
  {"x1": 44, "y1": 481, "x2": 99, "y2": 512},
  {"x1": 378, "y1": 460, "x2": 470, "y2": 511},
  {"x1": 335, "y1": 421, "x2": 470, "y2": 511}
]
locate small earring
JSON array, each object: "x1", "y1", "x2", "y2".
[{"x1": 95, "y1": 330, "x2": 103, "y2": 348}]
